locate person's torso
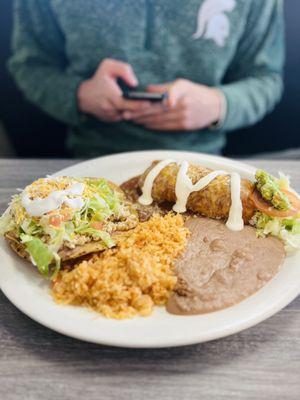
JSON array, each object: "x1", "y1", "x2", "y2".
[
  {"x1": 50, "y1": 0, "x2": 252, "y2": 156},
  {"x1": 52, "y1": 0, "x2": 251, "y2": 85}
]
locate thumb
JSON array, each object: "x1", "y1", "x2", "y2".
[
  {"x1": 165, "y1": 82, "x2": 184, "y2": 107},
  {"x1": 147, "y1": 82, "x2": 181, "y2": 107},
  {"x1": 109, "y1": 61, "x2": 138, "y2": 87}
]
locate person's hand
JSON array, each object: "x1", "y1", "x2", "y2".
[
  {"x1": 123, "y1": 79, "x2": 222, "y2": 131},
  {"x1": 77, "y1": 59, "x2": 151, "y2": 122}
]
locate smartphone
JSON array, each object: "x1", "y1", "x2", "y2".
[
  {"x1": 123, "y1": 91, "x2": 167, "y2": 102},
  {"x1": 117, "y1": 78, "x2": 167, "y2": 103}
]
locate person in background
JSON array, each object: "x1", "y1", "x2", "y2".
[{"x1": 9, "y1": 0, "x2": 284, "y2": 157}]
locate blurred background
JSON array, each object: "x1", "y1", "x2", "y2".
[{"x1": 0, "y1": 0, "x2": 299, "y2": 159}]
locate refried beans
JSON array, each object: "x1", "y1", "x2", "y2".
[{"x1": 167, "y1": 217, "x2": 285, "y2": 315}]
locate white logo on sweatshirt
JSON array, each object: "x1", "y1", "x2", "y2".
[{"x1": 192, "y1": 0, "x2": 236, "y2": 47}]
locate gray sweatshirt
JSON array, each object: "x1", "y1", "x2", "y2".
[{"x1": 9, "y1": 0, "x2": 285, "y2": 157}]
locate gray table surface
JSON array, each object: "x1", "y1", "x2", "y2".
[{"x1": 0, "y1": 158, "x2": 299, "y2": 400}]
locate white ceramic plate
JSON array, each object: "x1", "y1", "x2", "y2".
[{"x1": 0, "y1": 150, "x2": 299, "y2": 348}]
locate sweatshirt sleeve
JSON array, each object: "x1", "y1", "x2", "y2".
[
  {"x1": 218, "y1": 0, "x2": 285, "y2": 132},
  {"x1": 8, "y1": 0, "x2": 83, "y2": 126}
]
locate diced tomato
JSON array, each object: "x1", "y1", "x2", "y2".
[
  {"x1": 91, "y1": 221, "x2": 104, "y2": 230},
  {"x1": 49, "y1": 215, "x2": 62, "y2": 227},
  {"x1": 47, "y1": 207, "x2": 72, "y2": 227},
  {"x1": 250, "y1": 189, "x2": 300, "y2": 218}
]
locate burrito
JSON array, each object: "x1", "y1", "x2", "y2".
[{"x1": 138, "y1": 161, "x2": 255, "y2": 222}]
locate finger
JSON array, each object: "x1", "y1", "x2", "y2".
[
  {"x1": 132, "y1": 107, "x2": 181, "y2": 124},
  {"x1": 147, "y1": 82, "x2": 183, "y2": 108},
  {"x1": 99, "y1": 109, "x2": 122, "y2": 123},
  {"x1": 167, "y1": 83, "x2": 186, "y2": 108},
  {"x1": 107, "y1": 77, "x2": 124, "y2": 98},
  {"x1": 122, "y1": 103, "x2": 166, "y2": 120},
  {"x1": 144, "y1": 121, "x2": 182, "y2": 131},
  {"x1": 109, "y1": 80, "x2": 151, "y2": 112},
  {"x1": 108, "y1": 60, "x2": 138, "y2": 87},
  {"x1": 116, "y1": 98, "x2": 152, "y2": 112},
  {"x1": 134, "y1": 110, "x2": 181, "y2": 126}
]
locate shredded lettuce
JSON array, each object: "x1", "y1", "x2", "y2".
[
  {"x1": 87, "y1": 194, "x2": 113, "y2": 221},
  {"x1": 39, "y1": 216, "x2": 71, "y2": 252},
  {"x1": 252, "y1": 211, "x2": 300, "y2": 252},
  {"x1": 278, "y1": 172, "x2": 291, "y2": 191},
  {"x1": 20, "y1": 219, "x2": 42, "y2": 236},
  {"x1": 0, "y1": 208, "x2": 15, "y2": 235},
  {"x1": 88, "y1": 178, "x2": 120, "y2": 214},
  {"x1": 84, "y1": 179, "x2": 120, "y2": 222},
  {"x1": 74, "y1": 226, "x2": 115, "y2": 248},
  {"x1": 20, "y1": 234, "x2": 56, "y2": 276}
]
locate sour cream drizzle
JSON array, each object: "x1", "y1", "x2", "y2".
[
  {"x1": 21, "y1": 182, "x2": 85, "y2": 217},
  {"x1": 138, "y1": 159, "x2": 175, "y2": 205},
  {"x1": 225, "y1": 172, "x2": 244, "y2": 231},
  {"x1": 173, "y1": 161, "x2": 227, "y2": 213},
  {"x1": 138, "y1": 159, "x2": 244, "y2": 231}
]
